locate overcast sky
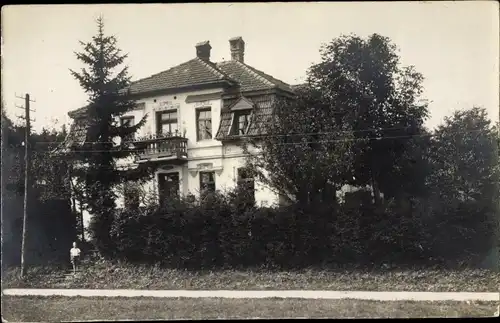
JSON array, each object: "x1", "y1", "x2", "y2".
[{"x1": 2, "y1": 2, "x2": 499, "y2": 133}]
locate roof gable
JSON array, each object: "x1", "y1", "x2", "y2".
[{"x1": 227, "y1": 96, "x2": 255, "y2": 111}]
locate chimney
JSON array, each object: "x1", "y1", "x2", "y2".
[
  {"x1": 195, "y1": 41, "x2": 211, "y2": 61},
  {"x1": 229, "y1": 37, "x2": 245, "y2": 63}
]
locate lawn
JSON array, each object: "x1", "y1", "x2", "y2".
[
  {"x1": 2, "y1": 260, "x2": 500, "y2": 292},
  {"x1": 2, "y1": 296, "x2": 498, "y2": 321}
]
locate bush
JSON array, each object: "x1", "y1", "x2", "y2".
[{"x1": 104, "y1": 186, "x2": 498, "y2": 270}]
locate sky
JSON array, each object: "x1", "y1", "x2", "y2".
[{"x1": 2, "y1": 2, "x2": 499, "y2": 133}]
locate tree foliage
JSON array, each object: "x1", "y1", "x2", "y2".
[
  {"x1": 241, "y1": 33, "x2": 498, "y2": 268},
  {"x1": 424, "y1": 107, "x2": 500, "y2": 264},
  {"x1": 247, "y1": 34, "x2": 430, "y2": 206},
  {"x1": 309, "y1": 33, "x2": 430, "y2": 201},
  {"x1": 428, "y1": 107, "x2": 499, "y2": 204},
  {"x1": 68, "y1": 17, "x2": 151, "y2": 255},
  {"x1": 1, "y1": 109, "x2": 76, "y2": 267},
  {"x1": 245, "y1": 87, "x2": 352, "y2": 206}
]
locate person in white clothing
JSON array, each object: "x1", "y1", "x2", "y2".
[{"x1": 70, "y1": 242, "x2": 81, "y2": 274}]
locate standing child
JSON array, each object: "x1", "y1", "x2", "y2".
[{"x1": 70, "y1": 242, "x2": 81, "y2": 274}]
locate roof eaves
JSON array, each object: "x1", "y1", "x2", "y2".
[
  {"x1": 68, "y1": 105, "x2": 89, "y2": 119},
  {"x1": 128, "y1": 79, "x2": 235, "y2": 98}
]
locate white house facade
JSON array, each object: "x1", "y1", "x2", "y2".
[{"x1": 63, "y1": 37, "x2": 296, "y2": 211}]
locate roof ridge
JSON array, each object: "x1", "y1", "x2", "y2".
[
  {"x1": 195, "y1": 57, "x2": 231, "y2": 81},
  {"x1": 243, "y1": 62, "x2": 293, "y2": 90},
  {"x1": 233, "y1": 60, "x2": 276, "y2": 87}
]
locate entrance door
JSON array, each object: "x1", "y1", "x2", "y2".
[{"x1": 158, "y1": 172, "x2": 180, "y2": 206}]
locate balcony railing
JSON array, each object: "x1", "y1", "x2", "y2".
[{"x1": 133, "y1": 132, "x2": 188, "y2": 163}]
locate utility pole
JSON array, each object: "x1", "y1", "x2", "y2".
[
  {"x1": 68, "y1": 165, "x2": 85, "y2": 241},
  {"x1": 1, "y1": 106, "x2": 7, "y2": 268},
  {"x1": 16, "y1": 93, "x2": 35, "y2": 278}
]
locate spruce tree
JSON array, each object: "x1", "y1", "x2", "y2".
[{"x1": 69, "y1": 16, "x2": 150, "y2": 256}]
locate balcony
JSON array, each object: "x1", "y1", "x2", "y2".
[{"x1": 133, "y1": 133, "x2": 188, "y2": 163}]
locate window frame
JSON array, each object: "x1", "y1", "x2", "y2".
[
  {"x1": 199, "y1": 171, "x2": 216, "y2": 194},
  {"x1": 158, "y1": 172, "x2": 180, "y2": 205},
  {"x1": 229, "y1": 109, "x2": 252, "y2": 136},
  {"x1": 120, "y1": 116, "x2": 136, "y2": 142},
  {"x1": 156, "y1": 109, "x2": 179, "y2": 136},
  {"x1": 196, "y1": 107, "x2": 212, "y2": 141},
  {"x1": 237, "y1": 167, "x2": 256, "y2": 201}
]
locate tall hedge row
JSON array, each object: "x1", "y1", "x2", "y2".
[{"x1": 107, "y1": 189, "x2": 498, "y2": 270}]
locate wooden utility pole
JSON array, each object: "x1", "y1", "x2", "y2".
[
  {"x1": 1, "y1": 106, "x2": 7, "y2": 267},
  {"x1": 68, "y1": 165, "x2": 85, "y2": 241},
  {"x1": 16, "y1": 93, "x2": 35, "y2": 278}
]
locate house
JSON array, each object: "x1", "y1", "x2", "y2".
[{"x1": 63, "y1": 37, "x2": 296, "y2": 209}]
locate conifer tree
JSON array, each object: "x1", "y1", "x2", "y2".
[{"x1": 69, "y1": 16, "x2": 150, "y2": 256}]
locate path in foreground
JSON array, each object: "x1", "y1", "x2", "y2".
[
  {"x1": 2, "y1": 296, "x2": 499, "y2": 321},
  {"x1": 3, "y1": 289, "x2": 500, "y2": 301}
]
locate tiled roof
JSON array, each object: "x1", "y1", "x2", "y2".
[
  {"x1": 126, "y1": 58, "x2": 293, "y2": 96},
  {"x1": 215, "y1": 95, "x2": 276, "y2": 140},
  {"x1": 68, "y1": 105, "x2": 89, "y2": 119},
  {"x1": 127, "y1": 58, "x2": 234, "y2": 95},
  {"x1": 52, "y1": 118, "x2": 89, "y2": 153},
  {"x1": 68, "y1": 57, "x2": 294, "y2": 117},
  {"x1": 65, "y1": 54, "x2": 295, "y2": 146},
  {"x1": 291, "y1": 83, "x2": 308, "y2": 92},
  {"x1": 216, "y1": 60, "x2": 293, "y2": 93},
  {"x1": 66, "y1": 119, "x2": 90, "y2": 147}
]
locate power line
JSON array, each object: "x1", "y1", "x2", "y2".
[
  {"x1": 22, "y1": 128, "x2": 494, "y2": 154},
  {"x1": 20, "y1": 127, "x2": 495, "y2": 147},
  {"x1": 30, "y1": 125, "x2": 417, "y2": 144}
]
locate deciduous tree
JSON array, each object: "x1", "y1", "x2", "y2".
[
  {"x1": 425, "y1": 107, "x2": 500, "y2": 265},
  {"x1": 308, "y1": 33, "x2": 430, "y2": 203},
  {"x1": 244, "y1": 86, "x2": 352, "y2": 206}
]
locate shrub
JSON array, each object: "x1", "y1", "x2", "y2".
[{"x1": 106, "y1": 186, "x2": 497, "y2": 270}]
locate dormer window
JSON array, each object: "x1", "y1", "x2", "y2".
[
  {"x1": 231, "y1": 110, "x2": 251, "y2": 136},
  {"x1": 227, "y1": 97, "x2": 254, "y2": 137}
]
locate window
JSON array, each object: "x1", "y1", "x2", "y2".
[
  {"x1": 120, "y1": 116, "x2": 135, "y2": 126},
  {"x1": 156, "y1": 110, "x2": 178, "y2": 136},
  {"x1": 230, "y1": 110, "x2": 252, "y2": 136},
  {"x1": 200, "y1": 171, "x2": 216, "y2": 194},
  {"x1": 120, "y1": 116, "x2": 135, "y2": 142},
  {"x1": 158, "y1": 173, "x2": 180, "y2": 206},
  {"x1": 237, "y1": 167, "x2": 255, "y2": 204},
  {"x1": 196, "y1": 108, "x2": 212, "y2": 141}
]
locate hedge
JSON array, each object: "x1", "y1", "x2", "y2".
[{"x1": 106, "y1": 188, "x2": 498, "y2": 270}]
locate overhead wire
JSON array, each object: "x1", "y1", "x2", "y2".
[{"x1": 20, "y1": 128, "x2": 495, "y2": 153}]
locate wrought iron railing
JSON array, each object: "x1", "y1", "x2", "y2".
[{"x1": 133, "y1": 132, "x2": 188, "y2": 162}]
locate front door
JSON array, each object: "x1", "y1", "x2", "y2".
[{"x1": 158, "y1": 172, "x2": 180, "y2": 206}]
